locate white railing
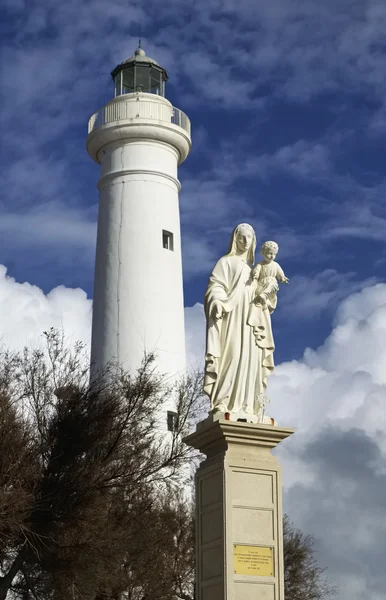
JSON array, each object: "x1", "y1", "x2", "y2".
[{"x1": 88, "y1": 99, "x2": 191, "y2": 137}]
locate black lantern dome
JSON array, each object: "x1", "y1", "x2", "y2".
[{"x1": 111, "y1": 45, "x2": 168, "y2": 97}]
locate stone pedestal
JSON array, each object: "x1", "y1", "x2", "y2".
[{"x1": 184, "y1": 418, "x2": 294, "y2": 600}]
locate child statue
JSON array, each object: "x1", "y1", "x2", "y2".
[{"x1": 251, "y1": 241, "x2": 289, "y2": 313}]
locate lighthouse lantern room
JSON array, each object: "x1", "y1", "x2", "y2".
[{"x1": 111, "y1": 45, "x2": 168, "y2": 97}]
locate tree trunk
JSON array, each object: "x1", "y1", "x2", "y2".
[{"x1": 0, "y1": 548, "x2": 26, "y2": 600}]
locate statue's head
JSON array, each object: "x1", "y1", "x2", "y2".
[
  {"x1": 226, "y1": 223, "x2": 256, "y2": 264},
  {"x1": 260, "y1": 240, "x2": 279, "y2": 263}
]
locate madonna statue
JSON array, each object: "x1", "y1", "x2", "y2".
[{"x1": 203, "y1": 223, "x2": 275, "y2": 419}]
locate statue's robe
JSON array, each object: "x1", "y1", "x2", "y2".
[{"x1": 204, "y1": 255, "x2": 274, "y2": 414}]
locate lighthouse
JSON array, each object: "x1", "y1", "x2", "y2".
[{"x1": 87, "y1": 44, "x2": 191, "y2": 378}]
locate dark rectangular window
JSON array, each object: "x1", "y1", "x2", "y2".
[
  {"x1": 167, "y1": 411, "x2": 178, "y2": 432},
  {"x1": 162, "y1": 230, "x2": 174, "y2": 251}
]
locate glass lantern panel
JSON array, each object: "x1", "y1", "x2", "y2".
[
  {"x1": 114, "y1": 72, "x2": 122, "y2": 97},
  {"x1": 122, "y1": 68, "x2": 134, "y2": 94},
  {"x1": 134, "y1": 65, "x2": 150, "y2": 92},
  {"x1": 150, "y1": 69, "x2": 162, "y2": 95}
]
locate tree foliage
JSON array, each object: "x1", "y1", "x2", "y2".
[
  {"x1": 0, "y1": 330, "x2": 202, "y2": 600},
  {"x1": 284, "y1": 515, "x2": 337, "y2": 600},
  {"x1": 0, "y1": 329, "x2": 336, "y2": 600},
  {"x1": 166, "y1": 512, "x2": 337, "y2": 600}
]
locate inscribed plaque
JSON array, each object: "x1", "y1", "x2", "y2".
[{"x1": 233, "y1": 545, "x2": 274, "y2": 576}]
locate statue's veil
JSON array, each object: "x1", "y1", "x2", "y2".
[{"x1": 226, "y1": 223, "x2": 256, "y2": 264}]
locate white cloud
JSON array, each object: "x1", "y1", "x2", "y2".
[
  {"x1": 0, "y1": 204, "x2": 96, "y2": 249},
  {"x1": 182, "y1": 279, "x2": 386, "y2": 446},
  {"x1": 6, "y1": 0, "x2": 386, "y2": 159},
  {"x1": 153, "y1": 0, "x2": 386, "y2": 106},
  {"x1": 267, "y1": 283, "x2": 386, "y2": 599},
  {"x1": 2, "y1": 2, "x2": 386, "y2": 592},
  {"x1": 183, "y1": 279, "x2": 386, "y2": 600},
  {"x1": 244, "y1": 140, "x2": 332, "y2": 182},
  {"x1": 0, "y1": 265, "x2": 92, "y2": 352},
  {"x1": 324, "y1": 197, "x2": 386, "y2": 242},
  {"x1": 3, "y1": 0, "x2": 386, "y2": 290},
  {"x1": 0, "y1": 263, "x2": 386, "y2": 597},
  {"x1": 277, "y1": 269, "x2": 379, "y2": 320},
  {"x1": 267, "y1": 283, "x2": 386, "y2": 438},
  {"x1": 180, "y1": 176, "x2": 261, "y2": 277}
]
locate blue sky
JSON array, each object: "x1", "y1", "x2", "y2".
[
  {"x1": 2, "y1": 0, "x2": 386, "y2": 363},
  {"x1": 2, "y1": 1, "x2": 386, "y2": 598}
]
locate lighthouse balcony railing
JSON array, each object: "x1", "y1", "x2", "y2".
[{"x1": 88, "y1": 99, "x2": 191, "y2": 137}]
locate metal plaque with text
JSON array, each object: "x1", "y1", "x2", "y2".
[{"x1": 234, "y1": 545, "x2": 274, "y2": 577}]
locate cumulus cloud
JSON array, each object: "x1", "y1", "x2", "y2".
[
  {"x1": 323, "y1": 195, "x2": 386, "y2": 243},
  {"x1": 153, "y1": 0, "x2": 386, "y2": 106},
  {"x1": 0, "y1": 204, "x2": 96, "y2": 250},
  {"x1": 0, "y1": 262, "x2": 385, "y2": 598},
  {"x1": 284, "y1": 426, "x2": 386, "y2": 600},
  {"x1": 245, "y1": 140, "x2": 332, "y2": 183},
  {"x1": 267, "y1": 283, "x2": 386, "y2": 600},
  {"x1": 0, "y1": 265, "x2": 92, "y2": 352},
  {"x1": 2, "y1": 3, "x2": 386, "y2": 593},
  {"x1": 276, "y1": 269, "x2": 379, "y2": 320},
  {"x1": 3, "y1": 0, "x2": 386, "y2": 295},
  {"x1": 183, "y1": 280, "x2": 386, "y2": 600}
]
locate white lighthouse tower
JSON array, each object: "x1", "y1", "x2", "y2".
[{"x1": 87, "y1": 44, "x2": 191, "y2": 379}]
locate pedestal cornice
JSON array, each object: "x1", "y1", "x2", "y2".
[{"x1": 184, "y1": 419, "x2": 294, "y2": 459}]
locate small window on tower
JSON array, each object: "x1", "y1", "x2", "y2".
[
  {"x1": 162, "y1": 230, "x2": 174, "y2": 251},
  {"x1": 167, "y1": 411, "x2": 178, "y2": 432}
]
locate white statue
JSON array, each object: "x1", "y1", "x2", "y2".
[
  {"x1": 250, "y1": 240, "x2": 289, "y2": 313},
  {"x1": 204, "y1": 225, "x2": 286, "y2": 421}
]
